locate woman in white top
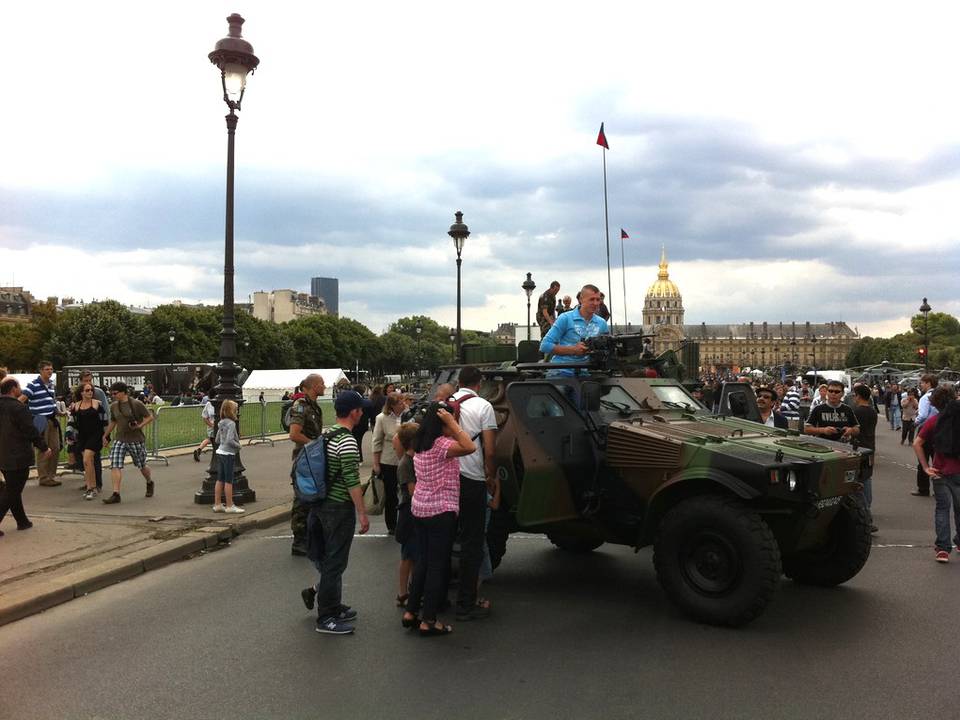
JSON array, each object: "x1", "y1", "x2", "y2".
[{"x1": 372, "y1": 392, "x2": 405, "y2": 534}]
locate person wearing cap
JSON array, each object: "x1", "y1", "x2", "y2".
[
  {"x1": 101, "y1": 383, "x2": 155, "y2": 505},
  {"x1": 304, "y1": 390, "x2": 370, "y2": 635}
]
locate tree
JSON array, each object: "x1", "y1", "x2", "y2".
[
  {"x1": 377, "y1": 331, "x2": 417, "y2": 375},
  {"x1": 0, "y1": 322, "x2": 38, "y2": 372},
  {"x1": 145, "y1": 304, "x2": 222, "y2": 364},
  {"x1": 44, "y1": 301, "x2": 153, "y2": 366}
]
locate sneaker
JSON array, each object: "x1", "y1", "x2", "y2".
[
  {"x1": 936, "y1": 550, "x2": 950, "y2": 563},
  {"x1": 102, "y1": 493, "x2": 121, "y2": 505},
  {"x1": 145, "y1": 481, "x2": 154, "y2": 498},
  {"x1": 316, "y1": 616, "x2": 354, "y2": 635},
  {"x1": 212, "y1": 504, "x2": 225, "y2": 513},
  {"x1": 193, "y1": 448, "x2": 201, "y2": 462},
  {"x1": 332, "y1": 605, "x2": 357, "y2": 622},
  {"x1": 224, "y1": 505, "x2": 245, "y2": 514},
  {"x1": 83, "y1": 489, "x2": 97, "y2": 500},
  {"x1": 301, "y1": 586, "x2": 316, "y2": 610}
]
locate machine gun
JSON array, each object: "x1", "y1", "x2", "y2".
[{"x1": 579, "y1": 333, "x2": 685, "y2": 380}]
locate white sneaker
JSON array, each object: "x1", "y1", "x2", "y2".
[
  {"x1": 212, "y1": 504, "x2": 225, "y2": 513},
  {"x1": 225, "y1": 505, "x2": 245, "y2": 514}
]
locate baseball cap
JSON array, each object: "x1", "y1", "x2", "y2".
[{"x1": 334, "y1": 390, "x2": 365, "y2": 415}]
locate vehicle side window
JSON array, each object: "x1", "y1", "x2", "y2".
[{"x1": 526, "y1": 394, "x2": 565, "y2": 418}]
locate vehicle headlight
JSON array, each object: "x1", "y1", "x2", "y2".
[{"x1": 787, "y1": 470, "x2": 799, "y2": 492}]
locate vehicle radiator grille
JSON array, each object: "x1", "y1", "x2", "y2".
[{"x1": 606, "y1": 424, "x2": 683, "y2": 468}]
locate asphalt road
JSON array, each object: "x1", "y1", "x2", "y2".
[{"x1": 0, "y1": 421, "x2": 954, "y2": 720}]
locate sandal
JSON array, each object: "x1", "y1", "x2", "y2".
[
  {"x1": 419, "y1": 623, "x2": 453, "y2": 637},
  {"x1": 396, "y1": 593, "x2": 409, "y2": 607},
  {"x1": 401, "y1": 613, "x2": 420, "y2": 629}
]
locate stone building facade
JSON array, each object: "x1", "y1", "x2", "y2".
[
  {"x1": 251, "y1": 290, "x2": 326, "y2": 324},
  {"x1": 638, "y1": 249, "x2": 858, "y2": 371},
  {"x1": 0, "y1": 287, "x2": 34, "y2": 324}
]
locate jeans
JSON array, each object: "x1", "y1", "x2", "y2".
[
  {"x1": 406, "y1": 511, "x2": 457, "y2": 622},
  {"x1": 311, "y1": 501, "x2": 357, "y2": 618},
  {"x1": 0, "y1": 467, "x2": 30, "y2": 527},
  {"x1": 889, "y1": 403, "x2": 901, "y2": 430},
  {"x1": 860, "y1": 465, "x2": 873, "y2": 509},
  {"x1": 217, "y1": 453, "x2": 235, "y2": 484},
  {"x1": 932, "y1": 476, "x2": 960, "y2": 552},
  {"x1": 456, "y1": 478, "x2": 488, "y2": 612},
  {"x1": 380, "y1": 464, "x2": 399, "y2": 532}
]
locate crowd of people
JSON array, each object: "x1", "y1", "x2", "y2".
[{"x1": 288, "y1": 366, "x2": 499, "y2": 636}]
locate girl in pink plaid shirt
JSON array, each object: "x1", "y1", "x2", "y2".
[{"x1": 403, "y1": 401, "x2": 475, "y2": 636}]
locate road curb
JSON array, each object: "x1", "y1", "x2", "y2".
[{"x1": 0, "y1": 503, "x2": 291, "y2": 628}]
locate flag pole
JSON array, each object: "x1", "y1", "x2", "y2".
[
  {"x1": 602, "y1": 146, "x2": 614, "y2": 331},
  {"x1": 620, "y1": 231, "x2": 628, "y2": 328}
]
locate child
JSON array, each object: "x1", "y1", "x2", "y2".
[
  {"x1": 212, "y1": 400, "x2": 244, "y2": 513},
  {"x1": 392, "y1": 422, "x2": 420, "y2": 606}
]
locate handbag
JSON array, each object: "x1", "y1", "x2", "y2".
[{"x1": 362, "y1": 470, "x2": 385, "y2": 515}]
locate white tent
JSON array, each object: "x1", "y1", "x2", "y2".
[
  {"x1": 241, "y1": 369, "x2": 348, "y2": 403},
  {"x1": 8, "y1": 373, "x2": 57, "y2": 392}
]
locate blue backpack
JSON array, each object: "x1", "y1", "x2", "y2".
[{"x1": 292, "y1": 427, "x2": 347, "y2": 504}]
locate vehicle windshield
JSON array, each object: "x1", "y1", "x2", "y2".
[
  {"x1": 651, "y1": 384, "x2": 702, "y2": 411},
  {"x1": 599, "y1": 385, "x2": 644, "y2": 415}
]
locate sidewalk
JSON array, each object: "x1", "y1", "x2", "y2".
[{"x1": 0, "y1": 433, "x2": 382, "y2": 626}]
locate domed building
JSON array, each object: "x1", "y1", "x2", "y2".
[{"x1": 635, "y1": 248, "x2": 858, "y2": 372}]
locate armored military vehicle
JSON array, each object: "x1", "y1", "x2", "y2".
[{"x1": 434, "y1": 334, "x2": 872, "y2": 627}]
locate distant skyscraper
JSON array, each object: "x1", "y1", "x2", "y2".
[{"x1": 310, "y1": 277, "x2": 339, "y2": 316}]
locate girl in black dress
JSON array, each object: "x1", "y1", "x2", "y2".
[{"x1": 71, "y1": 382, "x2": 106, "y2": 500}]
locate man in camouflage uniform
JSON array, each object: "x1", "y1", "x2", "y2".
[
  {"x1": 288, "y1": 374, "x2": 326, "y2": 556},
  {"x1": 536, "y1": 280, "x2": 560, "y2": 339}
]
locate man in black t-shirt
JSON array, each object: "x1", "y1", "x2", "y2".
[
  {"x1": 804, "y1": 380, "x2": 859, "y2": 442},
  {"x1": 851, "y1": 384, "x2": 878, "y2": 532}
]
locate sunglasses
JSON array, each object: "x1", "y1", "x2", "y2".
[{"x1": 827, "y1": 389, "x2": 843, "y2": 394}]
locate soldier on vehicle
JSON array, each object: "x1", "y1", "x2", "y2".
[
  {"x1": 288, "y1": 374, "x2": 326, "y2": 557},
  {"x1": 539, "y1": 284, "x2": 610, "y2": 376},
  {"x1": 536, "y1": 280, "x2": 560, "y2": 339}
]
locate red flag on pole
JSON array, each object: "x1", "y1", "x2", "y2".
[
  {"x1": 596, "y1": 122, "x2": 609, "y2": 149},
  {"x1": 621, "y1": 229, "x2": 629, "y2": 239}
]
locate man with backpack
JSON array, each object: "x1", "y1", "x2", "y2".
[
  {"x1": 450, "y1": 366, "x2": 499, "y2": 621},
  {"x1": 288, "y1": 374, "x2": 325, "y2": 556},
  {"x1": 300, "y1": 390, "x2": 370, "y2": 635}
]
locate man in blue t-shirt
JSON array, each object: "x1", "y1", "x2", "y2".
[
  {"x1": 19, "y1": 360, "x2": 62, "y2": 487},
  {"x1": 539, "y1": 284, "x2": 610, "y2": 376}
]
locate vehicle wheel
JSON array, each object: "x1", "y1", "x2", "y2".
[
  {"x1": 486, "y1": 507, "x2": 511, "y2": 570},
  {"x1": 547, "y1": 532, "x2": 604, "y2": 553},
  {"x1": 653, "y1": 495, "x2": 781, "y2": 627},
  {"x1": 782, "y1": 495, "x2": 872, "y2": 587}
]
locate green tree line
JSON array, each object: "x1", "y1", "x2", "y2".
[
  {"x1": 845, "y1": 312, "x2": 960, "y2": 369},
  {"x1": 0, "y1": 301, "x2": 496, "y2": 375}
]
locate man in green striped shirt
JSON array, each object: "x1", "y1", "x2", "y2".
[{"x1": 305, "y1": 390, "x2": 370, "y2": 635}]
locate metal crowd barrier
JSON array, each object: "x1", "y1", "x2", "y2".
[{"x1": 41, "y1": 399, "x2": 337, "y2": 471}]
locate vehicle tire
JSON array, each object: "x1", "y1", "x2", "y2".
[
  {"x1": 782, "y1": 495, "x2": 872, "y2": 587},
  {"x1": 486, "y1": 507, "x2": 510, "y2": 570},
  {"x1": 547, "y1": 532, "x2": 604, "y2": 553},
  {"x1": 653, "y1": 494, "x2": 781, "y2": 627}
]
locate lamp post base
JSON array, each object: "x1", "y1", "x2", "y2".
[{"x1": 194, "y1": 448, "x2": 256, "y2": 504}]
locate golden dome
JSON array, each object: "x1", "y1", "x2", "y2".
[{"x1": 646, "y1": 246, "x2": 681, "y2": 298}]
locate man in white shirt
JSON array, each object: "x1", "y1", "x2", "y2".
[{"x1": 450, "y1": 365, "x2": 498, "y2": 621}]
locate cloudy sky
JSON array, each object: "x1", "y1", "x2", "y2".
[{"x1": 2, "y1": 1, "x2": 958, "y2": 338}]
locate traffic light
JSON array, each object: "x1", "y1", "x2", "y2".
[{"x1": 918, "y1": 347, "x2": 927, "y2": 361}]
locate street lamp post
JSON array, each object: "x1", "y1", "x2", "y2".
[
  {"x1": 415, "y1": 319, "x2": 423, "y2": 376},
  {"x1": 448, "y1": 328, "x2": 456, "y2": 363},
  {"x1": 448, "y1": 211, "x2": 470, "y2": 363},
  {"x1": 920, "y1": 297, "x2": 931, "y2": 370},
  {"x1": 168, "y1": 329, "x2": 176, "y2": 360},
  {"x1": 196, "y1": 13, "x2": 260, "y2": 505},
  {"x1": 521, "y1": 272, "x2": 536, "y2": 341},
  {"x1": 810, "y1": 335, "x2": 818, "y2": 379}
]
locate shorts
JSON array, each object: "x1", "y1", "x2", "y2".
[
  {"x1": 207, "y1": 427, "x2": 215, "y2": 439},
  {"x1": 110, "y1": 441, "x2": 147, "y2": 470}
]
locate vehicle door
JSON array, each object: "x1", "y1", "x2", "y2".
[{"x1": 505, "y1": 382, "x2": 596, "y2": 526}]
